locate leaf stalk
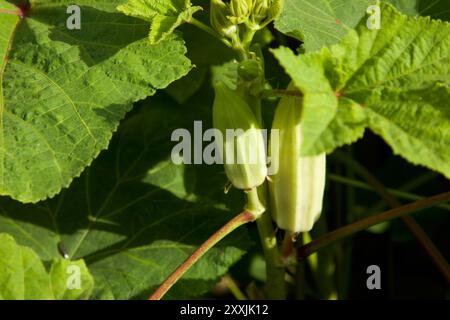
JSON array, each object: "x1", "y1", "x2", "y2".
[
  {"x1": 298, "y1": 190, "x2": 450, "y2": 276},
  {"x1": 148, "y1": 211, "x2": 256, "y2": 300}
]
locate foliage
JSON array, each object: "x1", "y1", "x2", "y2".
[{"x1": 0, "y1": 0, "x2": 449, "y2": 300}]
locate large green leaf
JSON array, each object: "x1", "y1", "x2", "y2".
[
  {"x1": 0, "y1": 0, "x2": 192, "y2": 203},
  {"x1": 117, "y1": 0, "x2": 202, "y2": 44},
  {"x1": 388, "y1": 0, "x2": 419, "y2": 16},
  {"x1": 0, "y1": 94, "x2": 250, "y2": 299},
  {"x1": 166, "y1": 22, "x2": 234, "y2": 103},
  {"x1": 0, "y1": 233, "x2": 94, "y2": 300},
  {"x1": 272, "y1": 3, "x2": 450, "y2": 179},
  {"x1": 274, "y1": 0, "x2": 449, "y2": 52},
  {"x1": 274, "y1": 0, "x2": 370, "y2": 52}
]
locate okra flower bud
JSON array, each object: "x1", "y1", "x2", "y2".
[
  {"x1": 267, "y1": 0, "x2": 283, "y2": 21},
  {"x1": 213, "y1": 82, "x2": 268, "y2": 190},
  {"x1": 252, "y1": 0, "x2": 270, "y2": 19},
  {"x1": 238, "y1": 59, "x2": 263, "y2": 82},
  {"x1": 250, "y1": 0, "x2": 283, "y2": 28},
  {"x1": 210, "y1": 0, "x2": 237, "y2": 37},
  {"x1": 269, "y1": 90, "x2": 326, "y2": 233},
  {"x1": 229, "y1": 0, "x2": 252, "y2": 24}
]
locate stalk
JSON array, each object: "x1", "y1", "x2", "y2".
[
  {"x1": 189, "y1": 12, "x2": 287, "y2": 298},
  {"x1": 298, "y1": 191, "x2": 450, "y2": 264},
  {"x1": 189, "y1": 18, "x2": 232, "y2": 48},
  {"x1": 328, "y1": 174, "x2": 450, "y2": 211},
  {"x1": 255, "y1": 203, "x2": 287, "y2": 299},
  {"x1": 333, "y1": 151, "x2": 450, "y2": 283},
  {"x1": 247, "y1": 79, "x2": 287, "y2": 299},
  {"x1": 149, "y1": 211, "x2": 256, "y2": 300},
  {"x1": 223, "y1": 274, "x2": 248, "y2": 300}
]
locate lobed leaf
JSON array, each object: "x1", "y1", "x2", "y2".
[
  {"x1": 274, "y1": 0, "x2": 450, "y2": 52},
  {"x1": 272, "y1": 3, "x2": 450, "y2": 178},
  {"x1": 274, "y1": 0, "x2": 371, "y2": 52},
  {"x1": 0, "y1": 0, "x2": 192, "y2": 203},
  {"x1": 117, "y1": 0, "x2": 202, "y2": 44},
  {"x1": 0, "y1": 95, "x2": 250, "y2": 299}
]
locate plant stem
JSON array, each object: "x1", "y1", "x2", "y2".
[
  {"x1": 246, "y1": 77, "x2": 287, "y2": 299},
  {"x1": 148, "y1": 211, "x2": 256, "y2": 300},
  {"x1": 295, "y1": 260, "x2": 306, "y2": 299},
  {"x1": 247, "y1": 95, "x2": 263, "y2": 126},
  {"x1": 0, "y1": 8, "x2": 21, "y2": 16},
  {"x1": 223, "y1": 274, "x2": 248, "y2": 300},
  {"x1": 281, "y1": 232, "x2": 296, "y2": 265},
  {"x1": 188, "y1": 18, "x2": 232, "y2": 47},
  {"x1": 333, "y1": 151, "x2": 450, "y2": 283},
  {"x1": 294, "y1": 234, "x2": 306, "y2": 299},
  {"x1": 281, "y1": 232, "x2": 294, "y2": 258},
  {"x1": 242, "y1": 29, "x2": 256, "y2": 49},
  {"x1": 328, "y1": 174, "x2": 450, "y2": 211},
  {"x1": 401, "y1": 213, "x2": 450, "y2": 283},
  {"x1": 298, "y1": 191, "x2": 450, "y2": 269},
  {"x1": 245, "y1": 188, "x2": 265, "y2": 217},
  {"x1": 261, "y1": 89, "x2": 303, "y2": 99},
  {"x1": 255, "y1": 209, "x2": 287, "y2": 299}
]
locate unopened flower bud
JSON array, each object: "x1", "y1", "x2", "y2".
[
  {"x1": 268, "y1": 0, "x2": 283, "y2": 21},
  {"x1": 238, "y1": 59, "x2": 263, "y2": 81},
  {"x1": 249, "y1": 0, "x2": 283, "y2": 29},
  {"x1": 251, "y1": 0, "x2": 270, "y2": 22},
  {"x1": 230, "y1": 0, "x2": 252, "y2": 24},
  {"x1": 210, "y1": 0, "x2": 237, "y2": 37}
]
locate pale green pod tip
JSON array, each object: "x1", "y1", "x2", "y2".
[
  {"x1": 269, "y1": 88, "x2": 326, "y2": 233},
  {"x1": 213, "y1": 82, "x2": 268, "y2": 190}
]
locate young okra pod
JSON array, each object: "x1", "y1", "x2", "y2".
[
  {"x1": 213, "y1": 81, "x2": 268, "y2": 190},
  {"x1": 269, "y1": 90, "x2": 326, "y2": 233}
]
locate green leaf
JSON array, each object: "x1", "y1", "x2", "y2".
[
  {"x1": 272, "y1": 3, "x2": 450, "y2": 179},
  {"x1": 0, "y1": 95, "x2": 250, "y2": 299},
  {"x1": 274, "y1": 0, "x2": 446, "y2": 52},
  {"x1": 117, "y1": 0, "x2": 202, "y2": 44},
  {"x1": 0, "y1": 233, "x2": 53, "y2": 299},
  {"x1": 0, "y1": 233, "x2": 93, "y2": 300},
  {"x1": 388, "y1": 0, "x2": 419, "y2": 16},
  {"x1": 166, "y1": 23, "x2": 234, "y2": 103},
  {"x1": 274, "y1": 0, "x2": 370, "y2": 52},
  {"x1": 50, "y1": 259, "x2": 95, "y2": 300},
  {"x1": 0, "y1": 0, "x2": 192, "y2": 203}
]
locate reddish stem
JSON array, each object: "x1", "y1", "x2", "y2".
[
  {"x1": 298, "y1": 191, "x2": 450, "y2": 268},
  {"x1": 334, "y1": 151, "x2": 450, "y2": 283},
  {"x1": 272, "y1": 89, "x2": 303, "y2": 97},
  {"x1": 0, "y1": 2, "x2": 30, "y2": 18},
  {"x1": 281, "y1": 232, "x2": 296, "y2": 265},
  {"x1": 148, "y1": 211, "x2": 255, "y2": 300},
  {"x1": 0, "y1": 8, "x2": 21, "y2": 16},
  {"x1": 18, "y1": 3, "x2": 31, "y2": 18}
]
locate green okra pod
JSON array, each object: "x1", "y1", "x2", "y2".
[
  {"x1": 213, "y1": 81, "x2": 268, "y2": 190},
  {"x1": 269, "y1": 88, "x2": 326, "y2": 233}
]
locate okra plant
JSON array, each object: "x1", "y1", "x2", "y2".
[{"x1": 0, "y1": 0, "x2": 449, "y2": 300}]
